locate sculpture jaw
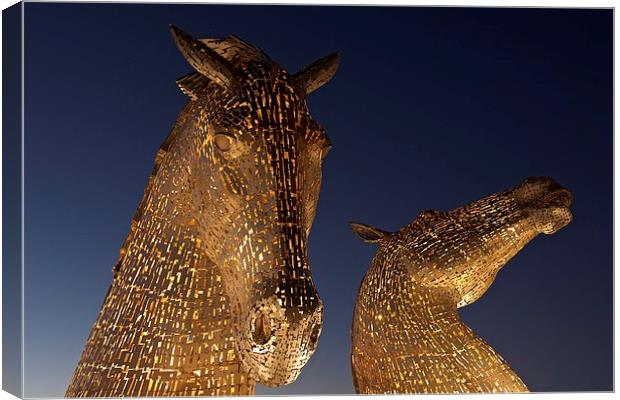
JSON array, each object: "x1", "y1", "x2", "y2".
[{"x1": 527, "y1": 206, "x2": 572, "y2": 234}]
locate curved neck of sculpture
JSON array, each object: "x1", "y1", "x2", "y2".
[
  {"x1": 352, "y1": 262, "x2": 529, "y2": 394},
  {"x1": 407, "y1": 286, "x2": 528, "y2": 393},
  {"x1": 66, "y1": 103, "x2": 255, "y2": 397}
]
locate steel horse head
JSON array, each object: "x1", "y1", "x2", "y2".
[
  {"x1": 169, "y1": 25, "x2": 338, "y2": 385},
  {"x1": 66, "y1": 26, "x2": 339, "y2": 397}
]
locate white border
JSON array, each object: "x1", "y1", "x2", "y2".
[{"x1": 0, "y1": 1, "x2": 615, "y2": 400}]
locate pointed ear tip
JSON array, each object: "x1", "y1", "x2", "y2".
[
  {"x1": 326, "y1": 51, "x2": 340, "y2": 65},
  {"x1": 169, "y1": 25, "x2": 181, "y2": 38},
  {"x1": 170, "y1": 25, "x2": 191, "y2": 38},
  {"x1": 348, "y1": 221, "x2": 363, "y2": 230}
]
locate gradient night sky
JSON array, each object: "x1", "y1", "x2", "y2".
[{"x1": 23, "y1": 4, "x2": 612, "y2": 397}]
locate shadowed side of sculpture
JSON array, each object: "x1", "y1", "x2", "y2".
[
  {"x1": 66, "y1": 26, "x2": 339, "y2": 397},
  {"x1": 350, "y1": 177, "x2": 572, "y2": 394}
]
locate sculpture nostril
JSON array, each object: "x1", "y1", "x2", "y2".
[
  {"x1": 252, "y1": 310, "x2": 273, "y2": 346},
  {"x1": 307, "y1": 322, "x2": 322, "y2": 352}
]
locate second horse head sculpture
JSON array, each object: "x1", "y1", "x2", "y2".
[
  {"x1": 66, "y1": 26, "x2": 339, "y2": 396},
  {"x1": 350, "y1": 177, "x2": 572, "y2": 394}
]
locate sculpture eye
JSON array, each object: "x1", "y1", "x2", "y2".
[{"x1": 213, "y1": 132, "x2": 235, "y2": 152}]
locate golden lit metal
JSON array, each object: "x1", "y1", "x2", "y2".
[
  {"x1": 65, "y1": 26, "x2": 339, "y2": 397},
  {"x1": 350, "y1": 177, "x2": 572, "y2": 394}
]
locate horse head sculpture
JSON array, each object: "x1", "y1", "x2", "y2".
[
  {"x1": 169, "y1": 25, "x2": 336, "y2": 386},
  {"x1": 350, "y1": 177, "x2": 572, "y2": 393},
  {"x1": 66, "y1": 26, "x2": 338, "y2": 396}
]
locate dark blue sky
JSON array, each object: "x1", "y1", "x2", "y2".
[{"x1": 23, "y1": 4, "x2": 612, "y2": 397}]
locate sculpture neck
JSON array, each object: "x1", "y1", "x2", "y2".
[
  {"x1": 351, "y1": 254, "x2": 528, "y2": 394},
  {"x1": 66, "y1": 104, "x2": 256, "y2": 397}
]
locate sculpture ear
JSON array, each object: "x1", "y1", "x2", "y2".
[
  {"x1": 170, "y1": 25, "x2": 241, "y2": 90},
  {"x1": 291, "y1": 52, "x2": 340, "y2": 95},
  {"x1": 176, "y1": 72, "x2": 210, "y2": 100},
  {"x1": 349, "y1": 222, "x2": 391, "y2": 243}
]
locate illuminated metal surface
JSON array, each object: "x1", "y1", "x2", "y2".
[
  {"x1": 66, "y1": 26, "x2": 339, "y2": 397},
  {"x1": 350, "y1": 177, "x2": 572, "y2": 394}
]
